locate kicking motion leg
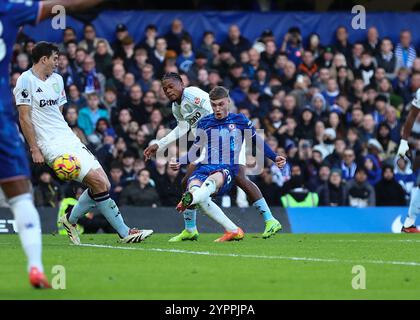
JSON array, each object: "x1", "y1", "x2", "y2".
[{"x1": 177, "y1": 173, "x2": 244, "y2": 242}]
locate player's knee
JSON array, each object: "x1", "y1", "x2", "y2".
[{"x1": 87, "y1": 170, "x2": 109, "y2": 193}]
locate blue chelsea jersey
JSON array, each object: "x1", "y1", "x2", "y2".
[
  {"x1": 0, "y1": 0, "x2": 41, "y2": 114},
  {"x1": 194, "y1": 112, "x2": 256, "y2": 167}
]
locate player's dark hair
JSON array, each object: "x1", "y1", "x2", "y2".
[
  {"x1": 209, "y1": 86, "x2": 229, "y2": 100},
  {"x1": 161, "y1": 72, "x2": 183, "y2": 83},
  {"x1": 32, "y1": 42, "x2": 59, "y2": 64}
]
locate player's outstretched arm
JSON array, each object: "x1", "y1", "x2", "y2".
[
  {"x1": 18, "y1": 105, "x2": 44, "y2": 164},
  {"x1": 144, "y1": 121, "x2": 189, "y2": 160},
  {"x1": 398, "y1": 106, "x2": 420, "y2": 157},
  {"x1": 38, "y1": 0, "x2": 104, "y2": 21},
  {"x1": 252, "y1": 133, "x2": 286, "y2": 168}
]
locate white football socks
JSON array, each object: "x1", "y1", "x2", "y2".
[
  {"x1": 191, "y1": 178, "x2": 217, "y2": 205},
  {"x1": 9, "y1": 193, "x2": 43, "y2": 273},
  {"x1": 404, "y1": 187, "x2": 420, "y2": 228},
  {"x1": 200, "y1": 198, "x2": 238, "y2": 232}
]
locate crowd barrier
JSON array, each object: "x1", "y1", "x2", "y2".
[{"x1": 0, "y1": 206, "x2": 411, "y2": 234}]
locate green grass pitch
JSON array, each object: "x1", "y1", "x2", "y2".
[{"x1": 1, "y1": 233, "x2": 420, "y2": 299}]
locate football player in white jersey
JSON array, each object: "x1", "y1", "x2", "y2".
[
  {"x1": 397, "y1": 87, "x2": 420, "y2": 233},
  {"x1": 14, "y1": 42, "x2": 153, "y2": 245},
  {"x1": 144, "y1": 72, "x2": 282, "y2": 241}
]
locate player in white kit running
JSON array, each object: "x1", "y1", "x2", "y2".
[
  {"x1": 14, "y1": 42, "x2": 153, "y2": 244},
  {"x1": 397, "y1": 87, "x2": 420, "y2": 233}
]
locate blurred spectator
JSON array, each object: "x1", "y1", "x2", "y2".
[
  {"x1": 120, "y1": 150, "x2": 137, "y2": 185},
  {"x1": 78, "y1": 93, "x2": 109, "y2": 136},
  {"x1": 255, "y1": 167, "x2": 282, "y2": 206},
  {"x1": 363, "y1": 154, "x2": 382, "y2": 186},
  {"x1": 165, "y1": 19, "x2": 191, "y2": 54},
  {"x1": 78, "y1": 55, "x2": 106, "y2": 95},
  {"x1": 120, "y1": 36, "x2": 135, "y2": 62},
  {"x1": 65, "y1": 105, "x2": 88, "y2": 145},
  {"x1": 280, "y1": 26, "x2": 304, "y2": 66},
  {"x1": 333, "y1": 26, "x2": 352, "y2": 59},
  {"x1": 119, "y1": 169, "x2": 161, "y2": 207},
  {"x1": 87, "y1": 117, "x2": 115, "y2": 150},
  {"x1": 341, "y1": 148, "x2": 357, "y2": 181},
  {"x1": 281, "y1": 166, "x2": 319, "y2": 207},
  {"x1": 79, "y1": 23, "x2": 113, "y2": 55},
  {"x1": 13, "y1": 52, "x2": 30, "y2": 73},
  {"x1": 317, "y1": 168, "x2": 348, "y2": 206},
  {"x1": 128, "y1": 47, "x2": 149, "y2": 81},
  {"x1": 394, "y1": 157, "x2": 417, "y2": 204},
  {"x1": 138, "y1": 24, "x2": 158, "y2": 54},
  {"x1": 222, "y1": 24, "x2": 251, "y2": 61},
  {"x1": 112, "y1": 24, "x2": 130, "y2": 58},
  {"x1": 345, "y1": 167, "x2": 375, "y2": 207},
  {"x1": 67, "y1": 84, "x2": 87, "y2": 111},
  {"x1": 395, "y1": 29, "x2": 416, "y2": 69},
  {"x1": 176, "y1": 36, "x2": 195, "y2": 73},
  {"x1": 153, "y1": 162, "x2": 183, "y2": 206},
  {"x1": 138, "y1": 63, "x2": 155, "y2": 92},
  {"x1": 376, "y1": 37, "x2": 397, "y2": 77},
  {"x1": 149, "y1": 36, "x2": 167, "y2": 73},
  {"x1": 57, "y1": 52, "x2": 81, "y2": 90},
  {"x1": 363, "y1": 26, "x2": 380, "y2": 56},
  {"x1": 375, "y1": 165, "x2": 406, "y2": 206},
  {"x1": 199, "y1": 31, "x2": 215, "y2": 61},
  {"x1": 94, "y1": 40, "x2": 113, "y2": 75},
  {"x1": 298, "y1": 50, "x2": 318, "y2": 80},
  {"x1": 261, "y1": 39, "x2": 278, "y2": 68},
  {"x1": 57, "y1": 26, "x2": 77, "y2": 53},
  {"x1": 324, "y1": 138, "x2": 346, "y2": 168},
  {"x1": 106, "y1": 63, "x2": 126, "y2": 95},
  {"x1": 34, "y1": 169, "x2": 62, "y2": 208},
  {"x1": 109, "y1": 162, "x2": 125, "y2": 204}
]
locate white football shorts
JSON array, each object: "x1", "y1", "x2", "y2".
[{"x1": 41, "y1": 139, "x2": 101, "y2": 183}]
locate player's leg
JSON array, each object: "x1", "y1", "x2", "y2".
[
  {"x1": 83, "y1": 167, "x2": 153, "y2": 242},
  {"x1": 235, "y1": 165, "x2": 282, "y2": 238},
  {"x1": 2, "y1": 179, "x2": 50, "y2": 287},
  {"x1": 179, "y1": 171, "x2": 244, "y2": 241},
  {"x1": 168, "y1": 176, "x2": 202, "y2": 242},
  {"x1": 61, "y1": 144, "x2": 152, "y2": 243},
  {"x1": 402, "y1": 186, "x2": 420, "y2": 233},
  {"x1": 181, "y1": 163, "x2": 198, "y2": 234},
  {"x1": 0, "y1": 119, "x2": 50, "y2": 288}
]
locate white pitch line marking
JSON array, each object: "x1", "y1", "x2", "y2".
[{"x1": 78, "y1": 243, "x2": 420, "y2": 267}]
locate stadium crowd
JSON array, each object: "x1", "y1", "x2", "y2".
[{"x1": 8, "y1": 19, "x2": 420, "y2": 209}]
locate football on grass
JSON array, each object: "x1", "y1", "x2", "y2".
[{"x1": 53, "y1": 154, "x2": 81, "y2": 181}]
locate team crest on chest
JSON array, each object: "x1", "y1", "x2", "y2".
[
  {"x1": 52, "y1": 83, "x2": 60, "y2": 94},
  {"x1": 228, "y1": 124, "x2": 236, "y2": 131},
  {"x1": 194, "y1": 97, "x2": 200, "y2": 105}
]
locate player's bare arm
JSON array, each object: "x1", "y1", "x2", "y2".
[
  {"x1": 38, "y1": 0, "x2": 103, "y2": 21},
  {"x1": 18, "y1": 105, "x2": 44, "y2": 164},
  {"x1": 398, "y1": 106, "x2": 420, "y2": 157}
]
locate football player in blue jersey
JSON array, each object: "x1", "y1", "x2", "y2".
[
  {"x1": 0, "y1": 0, "x2": 102, "y2": 289},
  {"x1": 145, "y1": 73, "x2": 286, "y2": 242},
  {"x1": 173, "y1": 86, "x2": 286, "y2": 242}
]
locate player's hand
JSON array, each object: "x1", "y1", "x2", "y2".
[
  {"x1": 144, "y1": 143, "x2": 159, "y2": 160},
  {"x1": 275, "y1": 155, "x2": 287, "y2": 168},
  {"x1": 31, "y1": 147, "x2": 45, "y2": 164},
  {"x1": 169, "y1": 157, "x2": 180, "y2": 171},
  {"x1": 397, "y1": 139, "x2": 409, "y2": 157}
]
